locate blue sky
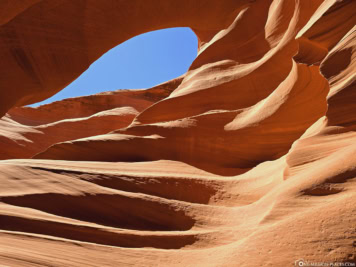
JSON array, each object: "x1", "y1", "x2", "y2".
[{"x1": 31, "y1": 27, "x2": 197, "y2": 106}]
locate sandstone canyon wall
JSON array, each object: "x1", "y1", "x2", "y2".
[{"x1": 0, "y1": 1, "x2": 355, "y2": 266}]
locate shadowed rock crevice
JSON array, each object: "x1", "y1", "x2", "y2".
[
  {"x1": 29, "y1": 167, "x2": 221, "y2": 205},
  {"x1": 2, "y1": 193, "x2": 196, "y2": 231},
  {"x1": 0, "y1": 214, "x2": 198, "y2": 249}
]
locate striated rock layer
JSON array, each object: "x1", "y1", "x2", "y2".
[
  {"x1": 0, "y1": 76, "x2": 183, "y2": 160},
  {"x1": 0, "y1": 1, "x2": 355, "y2": 266}
]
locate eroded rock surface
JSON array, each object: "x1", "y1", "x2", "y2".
[{"x1": 0, "y1": 1, "x2": 355, "y2": 266}]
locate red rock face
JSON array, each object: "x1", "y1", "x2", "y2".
[
  {"x1": 0, "y1": 1, "x2": 355, "y2": 266},
  {"x1": 0, "y1": 76, "x2": 183, "y2": 159}
]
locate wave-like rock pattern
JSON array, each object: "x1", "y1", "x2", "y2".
[
  {"x1": 0, "y1": 77, "x2": 182, "y2": 160},
  {"x1": 0, "y1": 1, "x2": 355, "y2": 266}
]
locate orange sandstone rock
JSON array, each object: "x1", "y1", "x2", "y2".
[{"x1": 0, "y1": 1, "x2": 355, "y2": 266}]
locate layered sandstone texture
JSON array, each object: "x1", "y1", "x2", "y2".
[{"x1": 0, "y1": 1, "x2": 355, "y2": 266}]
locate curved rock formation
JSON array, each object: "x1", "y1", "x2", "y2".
[
  {"x1": 0, "y1": 0, "x2": 355, "y2": 266},
  {"x1": 0, "y1": 77, "x2": 182, "y2": 159},
  {"x1": 0, "y1": 0, "x2": 249, "y2": 118}
]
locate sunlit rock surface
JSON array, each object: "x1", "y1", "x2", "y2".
[{"x1": 0, "y1": 1, "x2": 355, "y2": 266}]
